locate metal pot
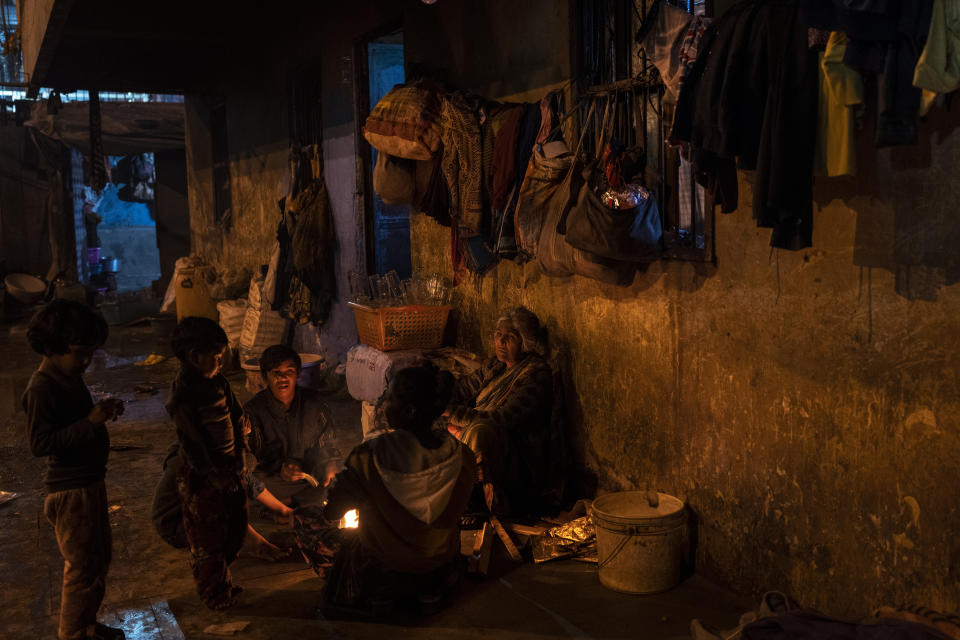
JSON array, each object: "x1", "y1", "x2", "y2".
[
  {"x1": 101, "y1": 257, "x2": 120, "y2": 273},
  {"x1": 4, "y1": 273, "x2": 46, "y2": 305}
]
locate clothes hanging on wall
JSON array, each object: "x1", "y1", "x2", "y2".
[
  {"x1": 670, "y1": 18, "x2": 739, "y2": 215},
  {"x1": 440, "y1": 92, "x2": 485, "y2": 238},
  {"x1": 815, "y1": 32, "x2": 863, "y2": 177},
  {"x1": 809, "y1": 0, "x2": 934, "y2": 147},
  {"x1": 677, "y1": 155, "x2": 705, "y2": 232},
  {"x1": 416, "y1": 147, "x2": 451, "y2": 227},
  {"x1": 673, "y1": 0, "x2": 818, "y2": 250},
  {"x1": 490, "y1": 107, "x2": 524, "y2": 211},
  {"x1": 500, "y1": 103, "x2": 543, "y2": 248},
  {"x1": 481, "y1": 103, "x2": 523, "y2": 259},
  {"x1": 272, "y1": 146, "x2": 336, "y2": 325},
  {"x1": 489, "y1": 97, "x2": 552, "y2": 261},
  {"x1": 287, "y1": 180, "x2": 336, "y2": 324},
  {"x1": 481, "y1": 103, "x2": 520, "y2": 207},
  {"x1": 88, "y1": 91, "x2": 107, "y2": 192},
  {"x1": 913, "y1": 0, "x2": 960, "y2": 116},
  {"x1": 640, "y1": 1, "x2": 697, "y2": 104},
  {"x1": 536, "y1": 91, "x2": 563, "y2": 145}
]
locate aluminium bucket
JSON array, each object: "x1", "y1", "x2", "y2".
[{"x1": 591, "y1": 491, "x2": 689, "y2": 594}]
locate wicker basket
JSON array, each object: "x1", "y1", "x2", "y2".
[{"x1": 348, "y1": 302, "x2": 451, "y2": 351}]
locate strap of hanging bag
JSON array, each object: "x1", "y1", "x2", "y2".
[
  {"x1": 557, "y1": 95, "x2": 618, "y2": 234},
  {"x1": 556, "y1": 98, "x2": 602, "y2": 234}
]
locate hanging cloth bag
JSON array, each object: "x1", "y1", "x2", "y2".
[
  {"x1": 562, "y1": 96, "x2": 663, "y2": 263},
  {"x1": 513, "y1": 145, "x2": 572, "y2": 261},
  {"x1": 373, "y1": 152, "x2": 417, "y2": 205},
  {"x1": 565, "y1": 178, "x2": 663, "y2": 262},
  {"x1": 363, "y1": 82, "x2": 442, "y2": 160},
  {"x1": 537, "y1": 101, "x2": 634, "y2": 284}
]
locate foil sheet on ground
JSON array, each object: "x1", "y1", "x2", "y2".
[
  {"x1": 531, "y1": 515, "x2": 597, "y2": 563},
  {"x1": 293, "y1": 508, "x2": 343, "y2": 576}
]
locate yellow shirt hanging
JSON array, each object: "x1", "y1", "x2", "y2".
[{"x1": 815, "y1": 32, "x2": 863, "y2": 177}]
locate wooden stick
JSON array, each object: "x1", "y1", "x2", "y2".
[{"x1": 488, "y1": 515, "x2": 523, "y2": 563}]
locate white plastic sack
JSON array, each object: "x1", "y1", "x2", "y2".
[
  {"x1": 345, "y1": 344, "x2": 422, "y2": 404},
  {"x1": 239, "y1": 306, "x2": 288, "y2": 358},
  {"x1": 247, "y1": 276, "x2": 263, "y2": 311},
  {"x1": 216, "y1": 299, "x2": 248, "y2": 345}
]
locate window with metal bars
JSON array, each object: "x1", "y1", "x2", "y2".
[
  {"x1": 288, "y1": 60, "x2": 323, "y2": 149},
  {"x1": 0, "y1": 0, "x2": 22, "y2": 85},
  {"x1": 577, "y1": 0, "x2": 715, "y2": 262}
]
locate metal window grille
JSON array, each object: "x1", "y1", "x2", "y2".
[
  {"x1": 0, "y1": 0, "x2": 22, "y2": 85},
  {"x1": 578, "y1": 0, "x2": 715, "y2": 262},
  {"x1": 289, "y1": 60, "x2": 323, "y2": 149}
]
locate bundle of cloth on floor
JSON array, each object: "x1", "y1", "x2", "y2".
[{"x1": 692, "y1": 591, "x2": 960, "y2": 640}]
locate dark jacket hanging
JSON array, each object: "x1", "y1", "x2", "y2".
[{"x1": 674, "y1": 0, "x2": 818, "y2": 250}]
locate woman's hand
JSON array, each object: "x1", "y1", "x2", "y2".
[{"x1": 446, "y1": 423, "x2": 463, "y2": 439}]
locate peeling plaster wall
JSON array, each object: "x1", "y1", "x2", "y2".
[
  {"x1": 184, "y1": 90, "x2": 289, "y2": 280},
  {"x1": 405, "y1": 1, "x2": 960, "y2": 618},
  {"x1": 182, "y1": 3, "x2": 403, "y2": 363},
  {"x1": 179, "y1": 0, "x2": 960, "y2": 613},
  {"x1": 412, "y1": 127, "x2": 960, "y2": 618}
]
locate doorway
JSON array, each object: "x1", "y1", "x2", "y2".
[
  {"x1": 73, "y1": 152, "x2": 163, "y2": 294},
  {"x1": 359, "y1": 27, "x2": 410, "y2": 279}
]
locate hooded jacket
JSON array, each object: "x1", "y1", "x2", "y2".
[{"x1": 324, "y1": 429, "x2": 477, "y2": 574}]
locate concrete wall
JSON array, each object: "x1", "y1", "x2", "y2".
[
  {"x1": 184, "y1": 89, "x2": 289, "y2": 278},
  {"x1": 154, "y1": 149, "x2": 191, "y2": 292},
  {"x1": 408, "y1": 24, "x2": 960, "y2": 623},
  {"x1": 182, "y1": 2, "x2": 404, "y2": 361},
  {"x1": 179, "y1": 0, "x2": 960, "y2": 615},
  {"x1": 0, "y1": 124, "x2": 73, "y2": 282}
]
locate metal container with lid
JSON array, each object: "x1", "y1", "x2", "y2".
[{"x1": 591, "y1": 491, "x2": 690, "y2": 594}]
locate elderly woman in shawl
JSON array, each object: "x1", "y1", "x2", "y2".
[{"x1": 445, "y1": 306, "x2": 554, "y2": 516}]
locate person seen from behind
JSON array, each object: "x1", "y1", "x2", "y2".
[{"x1": 323, "y1": 364, "x2": 477, "y2": 615}]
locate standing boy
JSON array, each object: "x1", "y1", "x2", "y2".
[
  {"x1": 23, "y1": 300, "x2": 126, "y2": 640},
  {"x1": 167, "y1": 317, "x2": 247, "y2": 610}
]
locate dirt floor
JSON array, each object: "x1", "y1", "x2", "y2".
[{"x1": 0, "y1": 317, "x2": 752, "y2": 640}]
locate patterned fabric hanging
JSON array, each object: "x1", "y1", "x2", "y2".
[{"x1": 88, "y1": 90, "x2": 107, "y2": 192}]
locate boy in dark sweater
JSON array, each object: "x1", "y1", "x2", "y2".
[
  {"x1": 23, "y1": 300, "x2": 125, "y2": 640},
  {"x1": 244, "y1": 345, "x2": 341, "y2": 506},
  {"x1": 166, "y1": 317, "x2": 248, "y2": 610}
]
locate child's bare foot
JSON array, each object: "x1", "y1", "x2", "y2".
[{"x1": 207, "y1": 585, "x2": 243, "y2": 610}]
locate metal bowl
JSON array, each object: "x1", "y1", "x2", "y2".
[{"x1": 4, "y1": 273, "x2": 46, "y2": 305}]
